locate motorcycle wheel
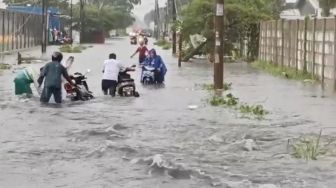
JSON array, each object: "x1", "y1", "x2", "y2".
[
  {"x1": 134, "y1": 91, "x2": 140, "y2": 97},
  {"x1": 143, "y1": 77, "x2": 152, "y2": 85},
  {"x1": 75, "y1": 88, "x2": 85, "y2": 101}
]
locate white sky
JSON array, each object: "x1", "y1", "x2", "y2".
[
  {"x1": 133, "y1": 0, "x2": 166, "y2": 20},
  {"x1": 0, "y1": 0, "x2": 5, "y2": 8}
]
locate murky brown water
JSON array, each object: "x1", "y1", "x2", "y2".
[{"x1": 1, "y1": 38, "x2": 336, "y2": 188}]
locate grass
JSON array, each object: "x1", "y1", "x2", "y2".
[
  {"x1": 0, "y1": 63, "x2": 11, "y2": 70},
  {"x1": 290, "y1": 130, "x2": 328, "y2": 160},
  {"x1": 162, "y1": 43, "x2": 171, "y2": 50},
  {"x1": 201, "y1": 83, "x2": 232, "y2": 91},
  {"x1": 154, "y1": 39, "x2": 172, "y2": 50},
  {"x1": 60, "y1": 45, "x2": 87, "y2": 53},
  {"x1": 252, "y1": 61, "x2": 319, "y2": 81}
]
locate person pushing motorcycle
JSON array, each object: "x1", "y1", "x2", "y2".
[
  {"x1": 102, "y1": 53, "x2": 135, "y2": 97},
  {"x1": 38, "y1": 52, "x2": 76, "y2": 104}
]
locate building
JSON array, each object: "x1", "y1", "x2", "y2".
[
  {"x1": 6, "y1": 6, "x2": 62, "y2": 30},
  {"x1": 0, "y1": 0, "x2": 6, "y2": 9},
  {"x1": 280, "y1": 0, "x2": 332, "y2": 19}
]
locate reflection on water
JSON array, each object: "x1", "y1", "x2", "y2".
[{"x1": 1, "y1": 38, "x2": 336, "y2": 188}]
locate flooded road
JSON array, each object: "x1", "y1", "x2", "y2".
[{"x1": 1, "y1": 38, "x2": 336, "y2": 188}]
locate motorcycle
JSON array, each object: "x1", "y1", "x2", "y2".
[
  {"x1": 64, "y1": 69, "x2": 94, "y2": 101},
  {"x1": 117, "y1": 66, "x2": 140, "y2": 97},
  {"x1": 130, "y1": 36, "x2": 137, "y2": 45},
  {"x1": 141, "y1": 65, "x2": 156, "y2": 84}
]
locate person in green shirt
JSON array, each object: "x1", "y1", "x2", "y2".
[
  {"x1": 39, "y1": 52, "x2": 75, "y2": 104},
  {"x1": 13, "y1": 67, "x2": 38, "y2": 97}
]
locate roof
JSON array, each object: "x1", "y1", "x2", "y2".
[
  {"x1": 280, "y1": 9, "x2": 304, "y2": 19},
  {"x1": 286, "y1": 0, "x2": 299, "y2": 3}
]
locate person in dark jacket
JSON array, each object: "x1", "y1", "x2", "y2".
[{"x1": 38, "y1": 52, "x2": 75, "y2": 104}]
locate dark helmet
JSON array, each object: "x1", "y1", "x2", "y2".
[{"x1": 52, "y1": 52, "x2": 63, "y2": 62}]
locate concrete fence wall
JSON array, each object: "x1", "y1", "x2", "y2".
[
  {"x1": 0, "y1": 9, "x2": 42, "y2": 54},
  {"x1": 259, "y1": 18, "x2": 336, "y2": 82}
]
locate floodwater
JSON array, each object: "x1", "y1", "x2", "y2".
[{"x1": 1, "y1": 38, "x2": 336, "y2": 188}]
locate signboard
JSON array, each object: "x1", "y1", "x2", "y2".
[{"x1": 216, "y1": 4, "x2": 224, "y2": 16}]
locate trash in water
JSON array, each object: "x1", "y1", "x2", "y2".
[{"x1": 188, "y1": 105, "x2": 198, "y2": 110}]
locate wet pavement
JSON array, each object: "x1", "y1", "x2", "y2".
[{"x1": 1, "y1": 38, "x2": 336, "y2": 188}]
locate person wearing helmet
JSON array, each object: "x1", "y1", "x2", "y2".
[
  {"x1": 13, "y1": 67, "x2": 39, "y2": 98},
  {"x1": 39, "y1": 52, "x2": 76, "y2": 104},
  {"x1": 130, "y1": 39, "x2": 148, "y2": 64}
]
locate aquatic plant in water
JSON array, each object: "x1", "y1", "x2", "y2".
[
  {"x1": 0, "y1": 63, "x2": 11, "y2": 70},
  {"x1": 208, "y1": 91, "x2": 268, "y2": 119},
  {"x1": 291, "y1": 130, "x2": 328, "y2": 160},
  {"x1": 239, "y1": 104, "x2": 268, "y2": 117},
  {"x1": 201, "y1": 83, "x2": 232, "y2": 91},
  {"x1": 60, "y1": 45, "x2": 87, "y2": 53}
]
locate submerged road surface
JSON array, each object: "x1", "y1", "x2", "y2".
[{"x1": 1, "y1": 38, "x2": 336, "y2": 188}]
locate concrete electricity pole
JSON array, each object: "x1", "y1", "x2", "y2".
[
  {"x1": 41, "y1": 0, "x2": 47, "y2": 53},
  {"x1": 70, "y1": 0, "x2": 73, "y2": 40},
  {"x1": 154, "y1": 0, "x2": 160, "y2": 40},
  {"x1": 214, "y1": 0, "x2": 224, "y2": 90},
  {"x1": 80, "y1": 0, "x2": 85, "y2": 43},
  {"x1": 172, "y1": 0, "x2": 177, "y2": 55}
]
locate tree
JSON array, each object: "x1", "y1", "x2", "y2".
[
  {"x1": 73, "y1": 0, "x2": 140, "y2": 42},
  {"x1": 178, "y1": 0, "x2": 283, "y2": 61},
  {"x1": 319, "y1": 0, "x2": 336, "y2": 17}
]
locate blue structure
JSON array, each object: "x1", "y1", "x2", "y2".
[{"x1": 6, "y1": 6, "x2": 62, "y2": 30}]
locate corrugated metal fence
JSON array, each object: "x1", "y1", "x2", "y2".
[
  {"x1": 259, "y1": 18, "x2": 336, "y2": 83},
  {"x1": 0, "y1": 9, "x2": 42, "y2": 54}
]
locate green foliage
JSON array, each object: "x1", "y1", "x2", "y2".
[
  {"x1": 162, "y1": 43, "x2": 172, "y2": 50},
  {"x1": 178, "y1": 0, "x2": 282, "y2": 60},
  {"x1": 0, "y1": 63, "x2": 11, "y2": 70},
  {"x1": 239, "y1": 104, "x2": 268, "y2": 117},
  {"x1": 207, "y1": 84, "x2": 268, "y2": 119},
  {"x1": 60, "y1": 45, "x2": 87, "y2": 53},
  {"x1": 209, "y1": 93, "x2": 239, "y2": 106},
  {"x1": 154, "y1": 39, "x2": 172, "y2": 50},
  {"x1": 209, "y1": 95, "x2": 227, "y2": 106},
  {"x1": 252, "y1": 61, "x2": 319, "y2": 81},
  {"x1": 291, "y1": 130, "x2": 327, "y2": 160},
  {"x1": 201, "y1": 83, "x2": 232, "y2": 91},
  {"x1": 73, "y1": 5, "x2": 135, "y2": 32}
]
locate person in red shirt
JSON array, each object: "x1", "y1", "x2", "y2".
[{"x1": 131, "y1": 40, "x2": 149, "y2": 64}]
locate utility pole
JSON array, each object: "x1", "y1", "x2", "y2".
[
  {"x1": 41, "y1": 0, "x2": 47, "y2": 53},
  {"x1": 154, "y1": 0, "x2": 160, "y2": 40},
  {"x1": 80, "y1": 0, "x2": 85, "y2": 43},
  {"x1": 70, "y1": 0, "x2": 73, "y2": 40},
  {"x1": 172, "y1": 0, "x2": 177, "y2": 55},
  {"x1": 214, "y1": 0, "x2": 224, "y2": 90},
  {"x1": 164, "y1": 3, "x2": 168, "y2": 37}
]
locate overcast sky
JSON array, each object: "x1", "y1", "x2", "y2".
[{"x1": 133, "y1": 0, "x2": 166, "y2": 20}]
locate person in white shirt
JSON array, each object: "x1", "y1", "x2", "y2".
[{"x1": 102, "y1": 53, "x2": 134, "y2": 96}]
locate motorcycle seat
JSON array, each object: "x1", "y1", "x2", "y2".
[{"x1": 121, "y1": 78, "x2": 134, "y2": 82}]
